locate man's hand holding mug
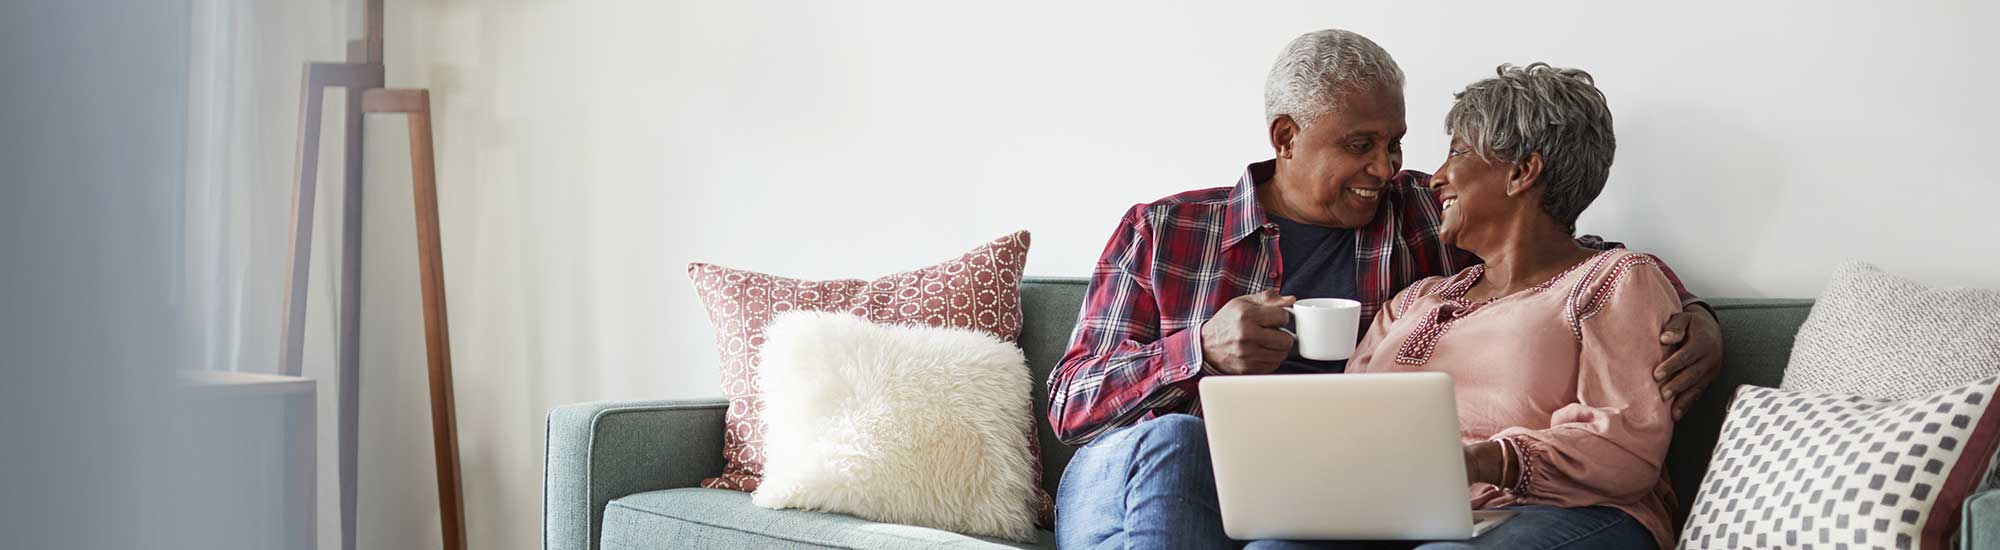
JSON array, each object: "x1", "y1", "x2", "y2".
[{"x1": 1201, "y1": 290, "x2": 1362, "y2": 375}]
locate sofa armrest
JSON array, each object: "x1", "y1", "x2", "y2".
[
  {"x1": 544, "y1": 398, "x2": 728, "y2": 550},
  {"x1": 1967, "y1": 488, "x2": 2000, "y2": 550}
]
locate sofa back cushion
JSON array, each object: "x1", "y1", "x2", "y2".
[
  {"x1": 1019, "y1": 278, "x2": 1089, "y2": 502},
  {"x1": 1016, "y1": 277, "x2": 1814, "y2": 529}
]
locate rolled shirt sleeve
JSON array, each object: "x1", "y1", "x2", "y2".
[{"x1": 1046, "y1": 204, "x2": 1208, "y2": 446}]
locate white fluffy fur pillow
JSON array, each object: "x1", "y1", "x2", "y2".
[{"x1": 750, "y1": 311, "x2": 1038, "y2": 542}]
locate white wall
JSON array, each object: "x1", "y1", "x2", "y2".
[{"x1": 358, "y1": 1, "x2": 2000, "y2": 548}]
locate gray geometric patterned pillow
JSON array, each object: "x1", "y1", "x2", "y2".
[
  {"x1": 1781, "y1": 261, "x2": 2000, "y2": 400},
  {"x1": 1679, "y1": 376, "x2": 2000, "y2": 550}
]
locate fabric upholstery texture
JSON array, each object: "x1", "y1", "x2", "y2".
[
  {"x1": 1664, "y1": 299, "x2": 1813, "y2": 527},
  {"x1": 1679, "y1": 377, "x2": 2000, "y2": 549},
  {"x1": 547, "y1": 277, "x2": 2000, "y2": 550},
  {"x1": 544, "y1": 398, "x2": 728, "y2": 550},
  {"x1": 1781, "y1": 261, "x2": 2000, "y2": 497},
  {"x1": 1781, "y1": 261, "x2": 2000, "y2": 400},
  {"x1": 754, "y1": 312, "x2": 1039, "y2": 541},
  {"x1": 1967, "y1": 489, "x2": 2000, "y2": 550},
  {"x1": 686, "y1": 231, "x2": 1052, "y2": 524},
  {"x1": 603, "y1": 488, "x2": 1053, "y2": 550}
]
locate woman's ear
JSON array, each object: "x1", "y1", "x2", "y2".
[
  {"x1": 1507, "y1": 152, "x2": 1545, "y2": 196},
  {"x1": 1269, "y1": 115, "x2": 1300, "y2": 160}
]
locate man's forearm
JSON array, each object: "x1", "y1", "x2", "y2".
[{"x1": 1046, "y1": 328, "x2": 1207, "y2": 446}]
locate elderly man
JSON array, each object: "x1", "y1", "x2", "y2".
[{"x1": 1045, "y1": 30, "x2": 1722, "y2": 548}]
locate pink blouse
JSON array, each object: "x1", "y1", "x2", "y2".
[{"x1": 1348, "y1": 248, "x2": 1682, "y2": 549}]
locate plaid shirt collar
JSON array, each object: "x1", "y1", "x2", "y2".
[{"x1": 1219, "y1": 160, "x2": 1276, "y2": 247}]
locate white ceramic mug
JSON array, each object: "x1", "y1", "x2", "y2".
[{"x1": 1281, "y1": 298, "x2": 1363, "y2": 361}]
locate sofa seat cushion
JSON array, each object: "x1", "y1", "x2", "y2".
[{"x1": 601, "y1": 488, "x2": 1053, "y2": 550}]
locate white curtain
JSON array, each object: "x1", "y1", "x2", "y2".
[{"x1": 182, "y1": 0, "x2": 355, "y2": 374}]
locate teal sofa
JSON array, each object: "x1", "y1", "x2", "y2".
[{"x1": 545, "y1": 277, "x2": 2000, "y2": 549}]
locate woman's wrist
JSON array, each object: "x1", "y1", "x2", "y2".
[{"x1": 1464, "y1": 440, "x2": 1505, "y2": 486}]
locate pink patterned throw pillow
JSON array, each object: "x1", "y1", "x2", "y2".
[{"x1": 687, "y1": 231, "x2": 1054, "y2": 527}]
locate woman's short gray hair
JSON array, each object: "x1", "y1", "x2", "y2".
[
  {"x1": 1445, "y1": 63, "x2": 1616, "y2": 235},
  {"x1": 1264, "y1": 29, "x2": 1405, "y2": 127}
]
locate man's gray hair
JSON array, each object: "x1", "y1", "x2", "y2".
[
  {"x1": 1264, "y1": 29, "x2": 1405, "y2": 127},
  {"x1": 1445, "y1": 63, "x2": 1616, "y2": 235}
]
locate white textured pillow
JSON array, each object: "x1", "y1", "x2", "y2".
[
  {"x1": 1781, "y1": 261, "x2": 2000, "y2": 400},
  {"x1": 1679, "y1": 377, "x2": 2000, "y2": 550},
  {"x1": 750, "y1": 311, "x2": 1038, "y2": 542}
]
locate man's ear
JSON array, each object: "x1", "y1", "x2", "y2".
[
  {"x1": 1269, "y1": 115, "x2": 1300, "y2": 160},
  {"x1": 1507, "y1": 152, "x2": 1545, "y2": 197}
]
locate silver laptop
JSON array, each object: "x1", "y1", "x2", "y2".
[{"x1": 1199, "y1": 372, "x2": 1512, "y2": 541}]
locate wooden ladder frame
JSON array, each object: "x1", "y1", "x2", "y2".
[{"x1": 277, "y1": 2, "x2": 466, "y2": 549}]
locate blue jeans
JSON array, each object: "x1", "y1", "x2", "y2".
[
  {"x1": 1057, "y1": 414, "x2": 1230, "y2": 549},
  {"x1": 1239, "y1": 505, "x2": 1656, "y2": 550},
  {"x1": 1055, "y1": 414, "x2": 1657, "y2": 550}
]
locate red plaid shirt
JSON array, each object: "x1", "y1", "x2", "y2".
[{"x1": 1046, "y1": 160, "x2": 1699, "y2": 445}]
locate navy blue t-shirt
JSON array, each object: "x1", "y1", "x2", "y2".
[{"x1": 1268, "y1": 213, "x2": 1359, "y2": 374}]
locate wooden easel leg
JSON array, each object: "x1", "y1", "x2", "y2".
[
  {"x1": 282, "y1": 59, "x2": 381, "y2": 550},
  {"x1": 408, "y1": 93, "x2": 467, "y2": 550},
  {"x1": 336, "y1": 72, "x2": 366, "y2": 550},
  {"x1": 279, "y1": 66, "x2": 325, "y2": 378},
  {"x1": 364, "y1": 88, "x2": 467, "y2": 550},
  {"x1": 339, "y1": 32, "x2": 376, "y2": 550}
]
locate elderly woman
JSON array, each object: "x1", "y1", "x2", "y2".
[{"x1": 1253, "y1": 64, "x2": 1681, "y2": 550}]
